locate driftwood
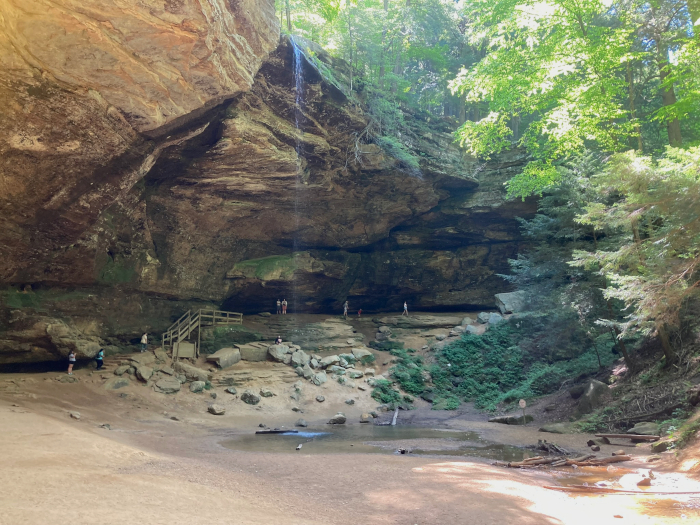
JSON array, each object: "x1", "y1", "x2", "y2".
[
  {"x1": 537, "y1": 439, "x2": 571, "y2": 455},
  {"x1": 595, "y1": 433, "x2": 659, "y2": 442},
  {"x1": 495, "y1": 454, "x2": 632, "y2": 469}
]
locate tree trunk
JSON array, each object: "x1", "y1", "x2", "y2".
[
  {"x1": 656, "y1": 40, "x2": 682, "y2": 147},
  {"x1": 626, "y1": 62, "x2": 643, "y2": 152},
  {"x1": 285, "y1": 0, "x2": 292, "y2": 32},
  {"x1": 657, "y1": 324, "x2": 676, "y2": 367}
]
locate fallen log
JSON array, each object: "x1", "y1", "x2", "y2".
[
  {"x1": 508, "y1": 457, "x2": 561, "y2": 467},
  {"x1": 595, "y1": 434, "x2": 659, "y2": 441},
  {"x1": 544, "y1": 485, "x2": 700, "y2": 495},
  {"x1": 566, "y1": 455, "x2": 632, "y2": 467}
]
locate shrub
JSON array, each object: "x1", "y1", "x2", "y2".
[{"x1": 371, "y1": 379, "x2": 402, "y2": 406}]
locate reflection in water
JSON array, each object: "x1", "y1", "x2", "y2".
[{"x1": 222, "y1": 426, "x2": 527, "y2": 461}]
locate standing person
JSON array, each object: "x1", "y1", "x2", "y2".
[
  {"x1": 402, "y1": 301, "x2": 408, "y2": 316},
  {"x1": 95, "y1": 348, "x2": 104, "y2": 371},
  {"x1": 276, "y1": 299, "x2": 281, "y2": 315},
  {"x1": 140, "y1": 333, "x2": 148, "y2": 352},
  {"x1": 282, "y1": 299, "x2": 288, "y2": 315},
  {"x1": 67, "y1": 350, "x2": 76, "y2": 375},
  {"x1": 357, "y1": 308, "x2": 362, "y2": 319},
  {"x1": 343, "y1": 300, "x2": 348, "y2": 319}
]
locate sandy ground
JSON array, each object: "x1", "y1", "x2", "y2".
[{"x1": 3, "y1": 361, "x2": 700, "y2": 525}]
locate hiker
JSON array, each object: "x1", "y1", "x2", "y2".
[
  {"x1": 402, "y1": 301, "x2": 408, "y2": 316},
  {"x1": 140, "y1": 333, "x2": 148, "y2": 352},
  {"x1": 275, "y1": 335, "x2": 283, "y2": 345},
  {"x1": 95, "y1": 348, "x2": 104, "y2": 371},
  {"x1": 67, "y1": 350, "x2": 76, "y2": 375},
  {"x1": 282, "y1": 299, "x2": 288, "y2": 314},
  {"x1": 358, "y1": 309, "x2": 362, "y2": 318},
  {"x1": 276, "y1": 299, "x2": 281, "y2": 315},
  {"x1": 343, "y1": 300, "x2": 348, "y2": 318}
]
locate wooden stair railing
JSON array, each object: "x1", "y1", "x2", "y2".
[{"x1": 162, "y1": 308, "x2": 243, "y2": 359}]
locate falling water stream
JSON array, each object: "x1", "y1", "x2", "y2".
[{"x1": 290, "y1": 36, "x2": 305, "y2": 321}]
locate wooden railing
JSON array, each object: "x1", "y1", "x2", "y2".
[{"x1": 162, "y1": 308, "x2": 243, "y2": 356}]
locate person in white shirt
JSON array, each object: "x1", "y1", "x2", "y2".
[{"x1": 141, "y1": 333, "x2": 148, "y2": 352}]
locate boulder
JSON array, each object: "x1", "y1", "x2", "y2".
[
  {"x1": 189, "y1": 381, "x2": 206, "y2": 393},
  {"x1": 173, "y1": 362, "x2": 211, "y2": 383},
  {"x1": 538, "y1": 422, "x2": 576, "y2": 434},
  {"x1": 154, "y1": 378, "x2": 181, "y2": 394},
  {"x1": 295, "y1": 418, "x2": 308, "y2": 428},
  {"x1": 576, "y1": 380, "x2": 610, "y2": 415},
  {"x1": 364, "y1": 368, "x2": 376, "y2": 377},
  {"x1": 329, "y1": 365, "x2": 346, "y2": 375},
  {"x1": 135, "y1": 366, "x2": 154, "y2": 382},
  {"x1": 259, "y1": 388, "x2": 275, "y2": 398},
  {"x1": 114, "y1": 365, "x2": 130, "y2": 376},
  {"x1": 487, "y1": 313, "x2": 504, "y2": 325},
  {"x1": 320, "y1": 355, "x2": 340, "y2": 368},
  {"x1": 206, "y1": 347, "x2": 241, "y2": 369},
  {"x1": 347, "y1": 370, "x2": 364, "y2": 379},
  {"x1": 435, "y1": 334, "x2": 447, "y2": 341},
  {"x1": 295, "y1": 366, "x2": 304, "y2": 376},
  {"x1": 375, "y1": 332, "x2": 390, "y2": 342},
  {"x1": 283, "y1": 354, "x2": 292, "y2": 365},
  {"x1": 569, "y1": 385, "x2": 586, "y2": 400},
  {"x1": 352, "y1": 348, "x2": 373, "y2": 360},
  {"x1": 159, "y1": 366, "x2": 175, "y2": 376},
  {"x1": 291, "y1": 350, "x2": 311, "y2": 367},
  {"x1": 241, "y1": 390, "x2": 261, "y2": 405},
  {"x1": 104, "y1": 377, "x2": 130, "y2": 390},
  {"x1": 627, "y1": 422, "x2": 660, "y2": 436},
  {"x1": 316, "y1": 395, "x2": 325, "y2": 402},
  {"x1": 328, "y1": 413, "x2": 347, "y2": 424},
  {"x1": 311, "y1": 371, "x2": 327, "y2": 386},
  {"x1": 461, "y1": 317, "x2": 474, "y2": 326},
  {"x1": 338, "y1": 357, "x2": 349, "y2": 367},
  {"x1": 154, "y1": 349, "x2": 169, "y2": 363},
  {"x1": 208, "y1": 404, "x2": 225, "y2": 415},
  {"x1": 339, "y1": 353, "x2": 356, "y2": 363},
  {"x1": 465, "y1": 325, "x2": 480, "y2": 334},
  {"x1": 268, "y1": 344, "x2": 291, "y2": 362},
  {"x1": 238, "y1": 343, "x2": 269, "y2": 362},
  {"x1": 495, "y1": 291, "x2": 526, "y2": 314},
  {"x1": 302, "y1": 364, "x2": 314, "y2": 380},
  {"x1": 310, "y1": 358, "x2": 319, "y2": 369},
  {"x1": 451, "y1": 325, "x2": 466, "y2": 333},
  {"x1": 378, "y1": 326, "x2": 392, "y2": 334},
  {"x1": 345, "y1": 399, "x2": 355, "y2": 405},
  {"x1": 225, "y1": 387, "x2": 237, "y2": 395},
  {"x1": 360, "y1": 413, "x2": 372, "y2": 423},
  {"x1": 477, "y1": 312, "x2": 491, "y2": 324}
]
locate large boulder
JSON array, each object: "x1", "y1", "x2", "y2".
[
  {"x1": 206, "y1": 347, "x2": 241, "y2": 369},
  {"x1": 241, "y1": 390, "x2": 261, "y2": 405},
  {"x1": 495, "y1": 291, "x2": 526, "y2": 314},
  {"x1": 268, "y1": 344, "x2": 291, "y2": 362},
  {"x1": 351, "y1": 348, "x2": 373, "y2": 360},
  {"x1": 135, "y1": 366, "x2": 154, "y2": 382},
  {"x1": 487, "y1": 313, "x2": 504, "y2": 325},
  {"x1": 576, "y1": 380, "x2": 610, "y2": 415},
  {"x1": 488, "y1": 415, "x2": 534, "y2": 425},
  {"x1": 347, "y1": 370, "x2": 364, "y2": 379},
  {"x1": 154, "y1": 377, "x2": 181, "y2": 394},
  {"x1": 114, "y1": 365, "x2": 130, "y2": 376},
  {"x1": 173, "y1": 361, "x2": 211, "y2": 383},
  {"x1": 476, "y1": 312, "x2": 490, "y2": 324},
  {"x1": 327, "y1": 413, "x2": 347, "y2": 424},
  {"x1": 291, "y1": 350, "x2": 311, "y2": 368},
  {"x1": 104, "y1": 377, "x2": 130, "y2": 390},
  {"x1": 311, "y1": 371, "x2": 327, "y2": 386},
  {"x1": 208, "y1": 404, "x2": 226, "y2": 415},
  {"x1": 538, "y1": 422, "x2": 576, "y2": 434},
  {"x1": 320, "y1": 355, "x2": 340, "y2": 368},
  {"x1": 627, "y1": 422, "x2": 660, "y2": 436}
]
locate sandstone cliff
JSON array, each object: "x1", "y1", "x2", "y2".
[{"x1": 0, "y1": 20, "x2": 536, "y2": 364}]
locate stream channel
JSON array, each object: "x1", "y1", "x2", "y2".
[{"x1": 222, "y1": 426, "x2": 527, "y2": 460}]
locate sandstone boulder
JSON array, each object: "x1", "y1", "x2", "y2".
[
  {"x1": 259, "y1": 388, "x2": 275, "y2": 398},
  {"x1": 495, "y1": 291, "x2": 526, "y2": 314},
  {"x1": 576, "y1": 380, "x2": 610, "y2": 415},
  {"x1": 291, "y1": 350, "x2": 311, "y2": 367},
  {"x1": 320, "y1": 355, "x2": 340, "y2": 368},
  {"x1": 104, "y1": 377, "x2": 130, "y2": 390},
  {"x1": 268, "y1": 344, "x2": 291, "y2": 362},
  {"x1": 189, "y1": 381, "x2": 206, "y2": 393},
  {"x1": 487, "y1": 313, "x2": 504, "y2": 325},
  {"x1": 241, "y1": 390, "x2": 261, "y2": 405},
  {"x1": 347, "y1": 370, "x2": 364, "y2": 379},
  {"x1": 208, "y1": 404, "x2": 225, "y2": 416},
  {"x1": 627, "y1": 422, "x2": 660, "y2": 436},
  {"x1": 360, "y1": 413, "x2": 372, "y2": 423},
  {"x1": 136, "y1": 366, "x2": 154, "y2": 382},
  {"x1": 225, "y1": 387, "x2": 237, "y2": 395},
  {"x1": 328, "y1": 413, "x2": 347, "y2": 425},
  {"x1": 477, "y1": 312, "x2": 490, "y2": 324},
  {"x1": 351, "y1": 348, "x2": 373, "y2": 360},
  {"x1": 312, "y1": 372, "x2": 328, "y2": 386},
  {"x1": 295, "y1": 418, "x2": 308, "y2": 428},
  {"x1": 114, "y1": 365, "x2": 130, "y2": 376},
  {"x1": 316, "y1": 395, "x2": 325, "y2": 402},
  {"x1": 154, "y1": 378, "x2": 181, "y2": 394},
  {"x1": 206, "y1": 347, "x2": 241, "y2": 369},
  {"x1": 173, "y1": 362, "x2": 211, "y2": 383}
]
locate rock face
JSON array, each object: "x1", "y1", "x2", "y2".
[{"x1": 0, "y1": 25, "x2": 535, "y2": 365}]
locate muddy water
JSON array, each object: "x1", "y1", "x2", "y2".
[{"x1": 221, "y1": 426, "x2": 528, "y2": 461}]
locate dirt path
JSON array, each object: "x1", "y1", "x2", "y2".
[{"x1": 2, "y1": 369, "x2": 699, "y2": 525}]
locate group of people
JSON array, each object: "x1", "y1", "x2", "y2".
[
  {"x1": 276, "y1": 299, "x2": 288, "y2": 315},
  {"x1": 67, "y1": 332, "x2": 149, "y2": 374}
]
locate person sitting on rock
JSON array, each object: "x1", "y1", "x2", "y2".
[
  {"x1": 275, "y1": 335, "x2": 283, "y2": 345},
  {"x1": 95, "y1": 348, "x2": 104, "y2": 371}
]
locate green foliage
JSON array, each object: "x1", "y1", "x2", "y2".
[
  {"x1": 371, "y1": 379, "x2": 402, "y2": 406},
  {"x1": 230, "y1": 254, "x2": 300, "y2": 280},
  {"x1": 359, "y1": 353, "x2": 376, "y2": 365},
  {"x1": 0, "y1": 288, "x2": 89, "y2": 311},
  {"x1": 375, "y1": 135, "x2": 420, "y2": 172},
  {"x1": 389, "y1": 348, "x2": 425, "y2": 396}
]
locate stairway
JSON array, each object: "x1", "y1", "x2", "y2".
[{"x1": 162, "y1": 308, "x2": 243, "y2": 358}]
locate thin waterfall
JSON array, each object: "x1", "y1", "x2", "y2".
[{"x1": 290, "y1": 36, "x2": 304, "y2": 317}]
